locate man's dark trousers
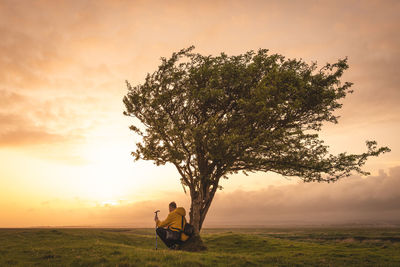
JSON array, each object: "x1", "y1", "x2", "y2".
[{"x1": 156, "y1": 227, "x2": 182, "y2": 248}]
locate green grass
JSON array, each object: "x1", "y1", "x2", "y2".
[{"x1": 0, "y1": 227, "x2": 399, "y2": 266}]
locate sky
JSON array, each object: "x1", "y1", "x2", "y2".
[{"x1": 0, "y1": 0, "x2": 399, "y2": 227}]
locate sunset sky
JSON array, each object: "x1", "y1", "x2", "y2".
[{"x1": 1, "y1": 0, "x2": 399, "y2": 227}]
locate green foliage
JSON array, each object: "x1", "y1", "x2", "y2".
[
  {"x1": 123, "y1": 46, "x2": 389, "y2": 186},
  {"x1": 1, "y1": 228, "x2": 399, "y2": 266}
]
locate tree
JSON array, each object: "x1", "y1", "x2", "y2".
[{"x1": 122, "y1": 46, "x2": 390, "y2": 249}]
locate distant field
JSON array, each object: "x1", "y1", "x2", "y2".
[{"x1": 0, "y1": 227, "x2": 399, "y2": 266}]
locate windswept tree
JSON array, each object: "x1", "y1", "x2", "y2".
[{"x1": 123, "y1": 46, "x2": 390, "y2": 249}]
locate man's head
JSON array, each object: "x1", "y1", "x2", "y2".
[{"x1": 169, "y1": 201, "x2": 177, "y2": 212}]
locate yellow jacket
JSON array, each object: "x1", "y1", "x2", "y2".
[{"x1": 156, "y1": 207, "x2": 189, "y2": 241}]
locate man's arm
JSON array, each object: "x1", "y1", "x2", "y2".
[{"x1": 156, "y1": 213, "x2": 173, "y2": 228}]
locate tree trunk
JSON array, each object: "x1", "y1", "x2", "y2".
[
  {"x1": 180, "y1": 175, "x2": 220, "y2": 251},
  {"x1": 190, "y1": 192, "x2": 202, "y2": 234},
  {"x1": 180, "y1": 191, "x2": 207, "y2": 251}
]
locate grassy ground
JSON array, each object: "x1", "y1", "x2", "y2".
[{"x1": 0, "y1": 227, "x2": 399, "y2": 266}]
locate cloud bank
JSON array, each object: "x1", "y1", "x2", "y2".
[
  {"x1": 106, "y1": 166, "x2": 400, "y2": 227},
  {"x1": 207, "y1": 167, "x2": 400, "y2": 226},
  {"x1": 3, "y1": 166, "x2": 399, "y2": 227}
]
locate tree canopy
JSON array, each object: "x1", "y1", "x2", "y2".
[{"x1": 123, "y1": 46, "x2": 390, "y2": 234}]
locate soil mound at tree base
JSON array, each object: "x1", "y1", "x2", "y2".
[{"x1": 180, "y1": 235, "x2": 207, "y2": 252}]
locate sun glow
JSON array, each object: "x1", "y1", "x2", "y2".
[
  {"x1": 75, "y1": 129, "x2": 174, "y2": 204},
  {"x1": 77, "y1": 138, "x2": 134, "y2": 202}
]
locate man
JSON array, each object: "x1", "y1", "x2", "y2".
[{"x1": 154, "y1": 201, "x2": 189, "y2": 249}]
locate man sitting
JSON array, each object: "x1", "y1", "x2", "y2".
[{"x1": 154, "y1": 201, "x2": 189, "y2": 249}]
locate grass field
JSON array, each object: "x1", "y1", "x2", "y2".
[{"x1": 0, "y1": 227, "x2": 399, "y2": 266}]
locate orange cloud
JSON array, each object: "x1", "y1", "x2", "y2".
[{"x1": 0, "y1": 93, "x2": 85, "y2": 148}]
